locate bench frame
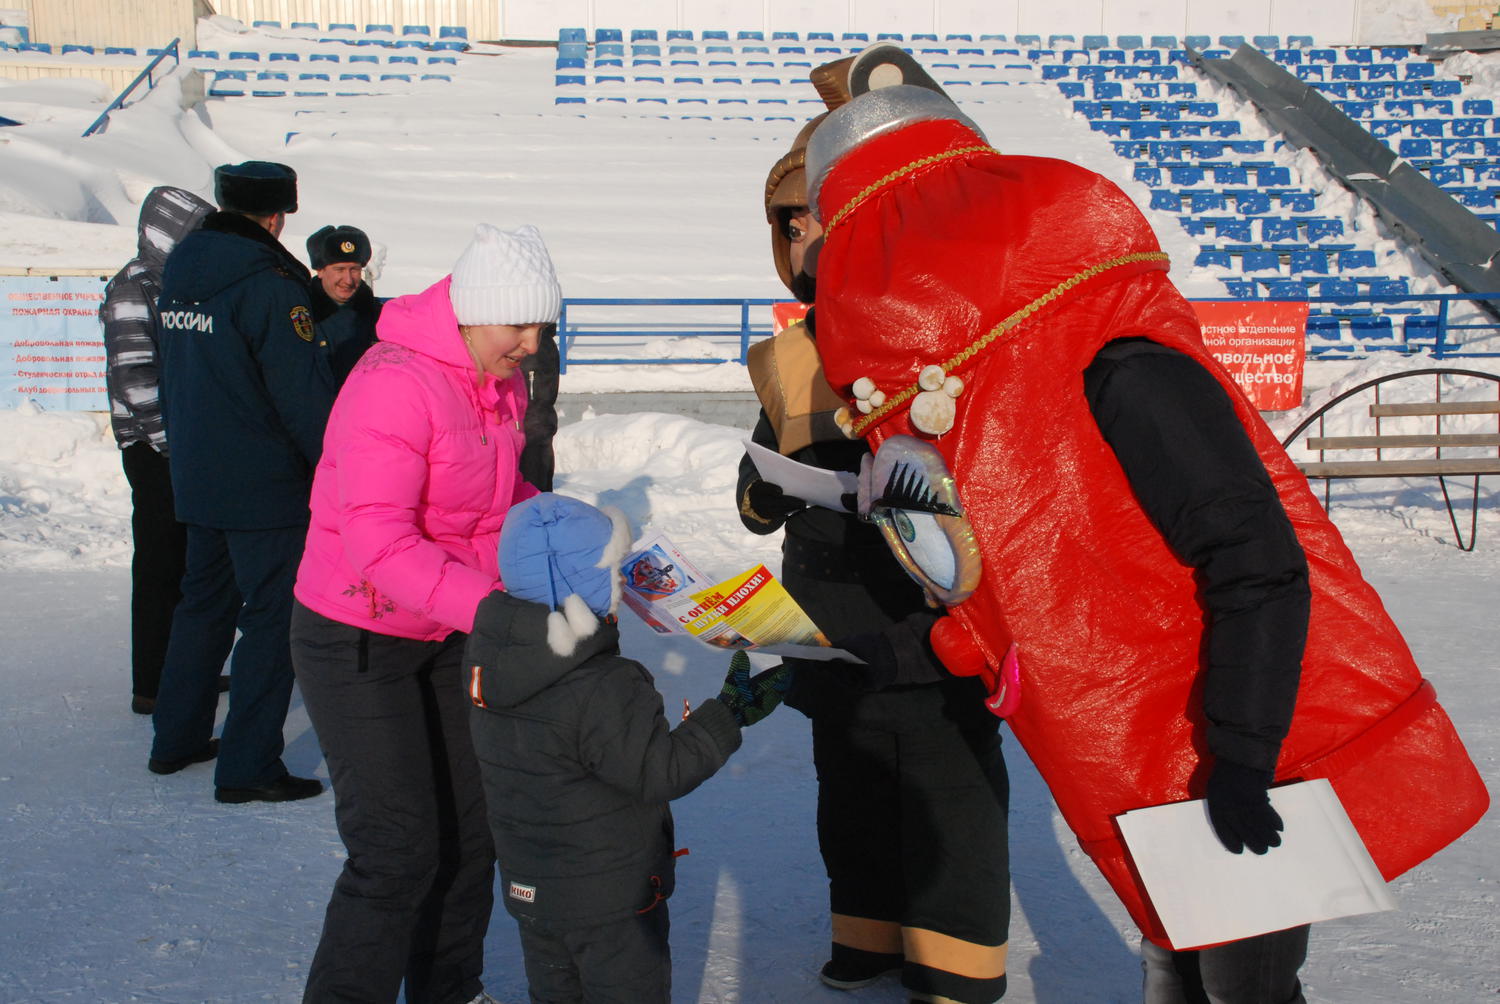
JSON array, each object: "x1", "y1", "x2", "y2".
[{"x1": 1280, "y1": 367, "x2": 1500, "y2": 550}]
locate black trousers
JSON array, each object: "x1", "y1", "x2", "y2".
[
  {"x1": 814, "y1": 719, "x2": 1011, "y2": 1003},
  {"x1": 515, "y1": 903, "x2": 671, "y2": 1004},
  {"x1": 292, "y1": 603, "x2": 495, "y2": 1004},
  {"x1": 151, "y1": 523, "x2": 299, "y2": 787},
  {"x1": 121, "y1": 443, "x2": 186, "y2": 699}
]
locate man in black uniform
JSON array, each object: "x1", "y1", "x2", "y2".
[
  {"x1": 306, "y1": 224, "x2": 379, "y2": 385},
  {"x1": 149, "y1": 161, "x2": 336, "y2": 804}
]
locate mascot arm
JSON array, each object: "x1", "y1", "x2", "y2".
[
  {"x1": 1083, "y1": 339, "x2": 1310, "y2": 774},
  {"x1": 737, "y1": 411, "x2": 804, "y2": 533}
]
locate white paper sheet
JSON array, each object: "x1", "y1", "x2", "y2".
[
  {"x1": 1116, "y1": 778, "x2": 1396, "y2": 949},
  {"x1": 745, "y1": 439, "x2": 859, "y2": 512}
]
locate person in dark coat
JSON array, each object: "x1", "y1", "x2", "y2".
[
  {"x1": 735, "y1": 100, "x2": 1010, "y2": 1004},
  {"x1": 517, "y1": 322, "x2": 559, "y2": 491},
  {"x1": 466, "y1": 493, "x2": 790, "y2": 1003},
  {"x1": 101, "y1": 185, "x2": 217, "y2": 715},
  {"x1": 306, "y1": 223, "x2": 379, "y2": 384},
  {"x1": 148, "y1": 161, "x2": 336, "y2": 804}
]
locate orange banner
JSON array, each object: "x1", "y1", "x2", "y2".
[
  {"x1": 1192, "y1": 301, "x2": 1309, "y2": 411},
  {"x1": 772, "y1": 300, "x2": 810, "y2": 334}
]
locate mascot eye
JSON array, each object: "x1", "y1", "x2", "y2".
[
  {"x1": 863, "y1": 436, "x2": 981, "y2": 606},
  {"x1": 888, "y1": 507, "x2": 958, "y2": 590}
]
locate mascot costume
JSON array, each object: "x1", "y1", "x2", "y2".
[{"x1": 799, "y1": 45, "x2": 1489, "y2": 982}]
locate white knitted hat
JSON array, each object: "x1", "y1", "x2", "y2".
[{"x1": 449, "y1": 223, "x2": 562, "y2": 326}]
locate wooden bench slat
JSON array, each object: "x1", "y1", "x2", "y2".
[
  {"x1": 1305, "y1": 433, "x2": 1500, "y2": 450},
  {"x1": 1368, "y1": 401, "x2": 1500, "y2": 416},
  {"x1": 1297, "y1": 458, "x2": 1500, "y2": 477}
]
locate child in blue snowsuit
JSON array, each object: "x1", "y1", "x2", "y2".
[{"x1": 465, "y1": 493, "x2": 790, "y2": 1002}]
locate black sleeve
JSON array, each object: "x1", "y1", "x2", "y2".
[
  {"x1": 1083, "y1": 340, "x2": 1310, "y2": 773},
  {"x1": 736, "y1": 409, "x2": 786, "y2": 534},
  {"x1": 519, "y1": 325, "x2": 560, "y2": 491}
]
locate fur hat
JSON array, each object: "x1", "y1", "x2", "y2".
[
  {"x1": 307, "y1": 224, "x2": 371, "y2": 269},
  {"x1": 449, "y1": 223, "x2": 562, "y2": 327},
  {"x1": 498, "y1": 493, "x2": 632, "y2": 657},
  {"x1": 213, "y1": 161, "x2": 298, "y2": 215}
]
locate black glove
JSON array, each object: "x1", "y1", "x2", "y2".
[
  {"x1": 1205, "y1": 759, "x2": 1284, "y2": 855},
  {"x1": 742, "y1": 479, "x2": 807, "y2": 527},
  {"x1": 718, "y1": 651, "x2": 794, "y2": 727},
  {"x1": 831, "y1": 631, "x2": 899, "y2": 691}
]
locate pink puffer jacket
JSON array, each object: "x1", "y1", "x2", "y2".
[{"x1": 294, "y1": 275, "x2": 537, "y2": 640}]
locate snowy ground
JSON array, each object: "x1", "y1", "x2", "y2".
[{"x1": 1, "y1": 11, "x2": 1498, "y2": 1004}]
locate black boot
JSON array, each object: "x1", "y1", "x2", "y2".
[{"x1": 820, "y1": 943, "x2": 905, "y2": 990}]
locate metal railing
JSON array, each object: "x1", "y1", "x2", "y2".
[
  {"x1": 556, "y1": 293, "x2": 1500, "y2": 371},
  {"x1": 556, "y1": 297, "x2": 783, "y2": 372},
  {"x1": 82, "y1": 37, "x2": 180, "y2": 137}
]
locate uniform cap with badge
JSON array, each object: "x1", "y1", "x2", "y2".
[{"x1": 307, "y1": 225, "x2": 373, "y2": 270}]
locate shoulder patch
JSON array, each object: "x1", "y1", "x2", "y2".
[{"x1": 290, "y1": 304, "x2": 314, "y2": 342}]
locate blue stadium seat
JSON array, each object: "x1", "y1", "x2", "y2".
[
  {"x1": 667, "y1": 29, "x2": 693, "y2": 41},
  {"x1": 559, "y1": 28, "x2": 586, "y2": 44},
  {"x1": 1195, "y1": 249, "x2": 1232, "y2": 268},
  {"x1": 350, "y1": 54, "x2": 378, "y2": 63},
  {"x1": 291, "y1": 22, "x2": 317, "y2": 29},
  {"x1": 1184, "y1": 35, "x2": 1210, "y2": 49},
  {"x1": 596, "y1": 29, "x2": 623, "y2": 43},
  {"x1": 188, "y1": 49, "x2": 218, "y2": 59},
  {"x1": 1261, "y1": 218, "x2": 1301, "y2": 242},
  {"x1": 310, "y1": 52, "x2": 338, "y2": 62},
  {"x1": 269, "y1": 51, "x2": 300, "y2": 61},
  {"x1": 738, "y1": 31, "x2": 764, "y2": 41},
  {"x1": 61, "y1": 44, "x2": 94, "y2": 55},
  {"x1": 1240, "y1": 251, "x2": 1281, "y2": 273},
  {"x1": 703, "y1": 30, "x2": 729, "y2": 41},
  {"x1": 366, "y1": 24, "x2": 394, "y2": 33},
  {"x1": 339, "y1": 73, "x2": 370, "y2": 81},
  {"x1": 299, "y1": 72, "x2": 330, "y2": 81},
  {"x1": 631, "y1": 29, "x2": 657, "y2": 42},
  {"x1": 229, "y1": 51, "x2": 260, "y2": 61},
  {"x1": 329, "y1": 23, "x2": 356, "y2": 32},
  {"x1": 1253, "y1": 35, "x2": 1280, "y2": 50},
  {"x1": 380, "y1": 73, "x2": 411, "y2": 82},
  {"x1": 1150, "y1": 35, "x2": 1178, "y2": 48},
  {"x1": 389, "y1": 54, "x2": 418, "y2": 64},
  {"x1": 1289, "y1": 249, "x2": 1330, "y2": 273},
  {"x1": 253, "y1": 20, "x2": 280, "y2": 28},
  {"x1": 105, "y1": 46, "x2": 136, "y2": 55},
  {"x1": 1349, "y1": 315, "x2": 1393, "y2": 341},
  {"x1": 1219, "y1": 35, "x2": 1245, "y2": 49},
  {"x1": 402, "y1": 25, "x2": 430, "y2": 36}
]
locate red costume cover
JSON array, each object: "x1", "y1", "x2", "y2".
[{"x1": 811, "y1": 117, "x2": 1489, "y2": 948}]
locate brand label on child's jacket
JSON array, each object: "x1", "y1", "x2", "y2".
[{"x1": 508, "y1": 881, "x2": 536, "y2": 903}]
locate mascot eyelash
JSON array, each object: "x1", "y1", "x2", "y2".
[{"x1": 876, "y1": 462, "x2": 961, "y2": 517}]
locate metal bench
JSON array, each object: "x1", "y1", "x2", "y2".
[{"x1": 1280, "y1": 368, "x2": 1500, "y2": 549}]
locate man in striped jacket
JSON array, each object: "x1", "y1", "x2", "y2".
[{"x1": 101, "y1": 185, "x2": 215, "y2": 716}]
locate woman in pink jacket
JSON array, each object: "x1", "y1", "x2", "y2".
[{"x1": 290, "y1": 223, "x2": 560, "y2": 1004}]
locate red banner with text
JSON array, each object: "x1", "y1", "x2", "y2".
[
  {"x1": 772, "y1": 301, "x2": 810, "y2": 334},
  {"x1": 1191, "y1": 301, "x2": 1309, "y2": 411}
]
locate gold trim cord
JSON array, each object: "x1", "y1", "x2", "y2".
[
  {"x1": 823, "y1": 145, "x2": 997, "y2": 236},
  {"x1": 849, "y1": 251, "x2": 1170, "y2": 437}
]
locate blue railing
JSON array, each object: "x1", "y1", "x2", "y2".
[
  {"x1": 556, "y1": 293, "x2": 1500, "y2": 371},
  {"x1": 557, "y1": 297, "x2": 783, "y2": 372},
  {"x1": 82, "y1": 37, "x2": 180, "y2": 137}
]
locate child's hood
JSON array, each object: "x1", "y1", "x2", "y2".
[{"x1": 466, "y1": 591, "x2": 620, "y2": 709}]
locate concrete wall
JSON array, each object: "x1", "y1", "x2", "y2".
[{"x1": 25, "y1": 0, "x2": 199, "y2": 49}]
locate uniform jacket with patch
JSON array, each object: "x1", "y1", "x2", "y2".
[
  {"x1": 310, "y1": 279, "x2": 380, "y2": 386},
  {"x1": 101, "y1": 186, "x2": 213, "y2": 453},
  {"x1": 157, "y1": 211, "x2": 335, "y2": 528},
  {"x1": 466, "y1": 595, "x2": 743, "y2": 925},
  {"x1": 294, "y1": 276, "x2": 536, "y2": 640}
]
